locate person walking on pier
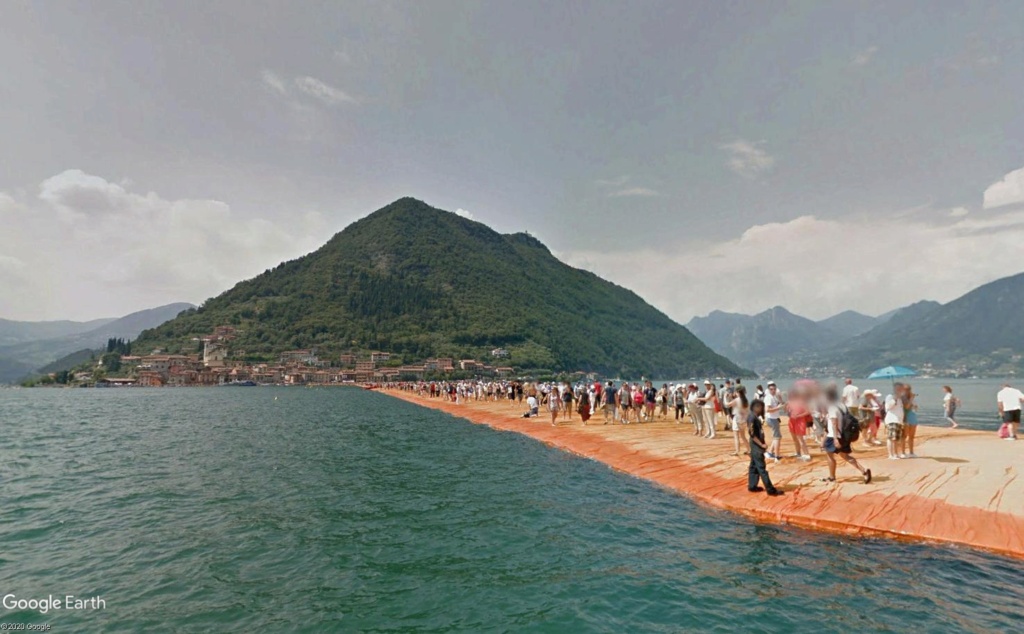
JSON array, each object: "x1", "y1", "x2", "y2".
[
  {"x1": 943, "y1": 386, "x2": 961, "y2": 428},
  {"x1": 603, "y1": 381, "x2": 618, "y2": 424},
  {"x1": 548, "y1": 385, "x2": 561, "y2": 426},
  {"x1": 725, "y1": 386, "x2": 751, "y2": 456},
  {"x1": 577, "y1": 390, "x2": 592, "y2": 425},
  {"x1": 672, "y1": 384, "x2": 687, "y2": 422},
  {"x1": 747, "y1": 400, "x2": 782, "y2": 496},
  {"x1": 823, "y1": 386, "x2": 872, "y2": 484},
  {"x1": 885, "y1": 383, "x2": 906, "y2": 459},
  {"x1": 763, "y1": 381, "x2": 783, "y2": 461},
  {"x1": 688, "y1": 385, "x2": 704, "y2": 435},
  {"x1": 701, "y1": 381, "x2": 718, "y2": 439},
  {"x1": 997, "y1": 383, "x2": 1023, "y2": 440}
]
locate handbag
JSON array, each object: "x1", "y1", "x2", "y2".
[{"x1": 999, "y1": 422, "x2": 1010, "y2": 439}]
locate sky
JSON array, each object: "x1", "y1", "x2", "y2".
[{"x1": 2, "y1": 1, "x2": 1024, "y2": 323}]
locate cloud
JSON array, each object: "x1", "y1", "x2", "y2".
[
  {"x1": 560, "y1": 206, "x2": 1024, "y2": 323},
  {"x1": 294, "y1": 76, "x2": 356, "y2": 106},
  {"x1": 983, "y1": 166, "x2": 1024, "y2": 209},
  {"x1": 608, "y1": 187, "x2": 659, "y2": 198},
  {"x1": 851, "y1": 46, "x2": 879, "y2": 67},
  {"x1": 0, "y1": 170, "x2": 326, "y2": 320},
  {"x1": 720, "y1": 140, "x2": 775, "y2": 179},
  {"x1": 594, "y1": 176, "x2": 659, "y2": 197},
  {"x1": 454, "y1": 208, "x2": 474, "y2": 220},
  {"x1": 594, "y1": 175, "x2": 630, "y2": 188},
  {"x1": 949, "y1": 206, "x2": 969, "y2": 217},
  {"x1": 261, "y1": 69, "x2": 288, "y2": 96}
]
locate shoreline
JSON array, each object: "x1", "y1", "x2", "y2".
[{"x1": 381, "y1": 389, "x2": 1024, "y2": 560}]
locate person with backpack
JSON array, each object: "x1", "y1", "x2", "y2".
[{"x1": 823, "y1": 385, "x2": 872, "y2": 484}]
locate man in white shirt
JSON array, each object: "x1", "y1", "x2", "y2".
[
  {"x1": 522, "y1": 394, "x2": 539, "y2": 418},
  {"x1": 763, "y1": 381, "x2": 783, "y2": 461},
  {"x1": 997, "y1": 383, "x2": 1023, "y2": 440},
  {"x1": 884, "y1": 383, "x2": 906, "y2": 458},
  {"x1": 823, "y1": 385, "x2": 872, "y2": 484},
  {"x1": 841, "y1": 378, "x2": 860, "y2": 419},
  {"x1": 688, "y1": 385, "x2": 703, "y2": 436},
  {"x1": 702, "y1": 380, "x2": 718, "y2": 439}
]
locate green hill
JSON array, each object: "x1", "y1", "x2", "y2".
[{"x1": 134, "y1": 198, "x2": 748, "y2": 377}]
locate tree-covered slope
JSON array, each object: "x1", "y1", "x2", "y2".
[{"x1": 135, "y1": 198, "x2": 748, "y2": 377}]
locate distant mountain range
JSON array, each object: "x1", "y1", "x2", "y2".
[
  {"x1": 0, "y1": 303, "x2": 195, "y2": 383},
  {"x1": 0, "y1": 316, "x2": 115, "y2": 347},
  {"x1": 688, "y1": 273, "x2": 1024, "y2": 377}
]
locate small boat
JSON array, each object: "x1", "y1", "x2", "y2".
[{"x1": 222, "y1": 380, "x2": 257, "y2": 387}]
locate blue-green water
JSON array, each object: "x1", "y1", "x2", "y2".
[{"x1": 1, "y1": 387, "x2": 1022, "y2": 633}]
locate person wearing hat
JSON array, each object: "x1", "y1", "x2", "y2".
[
  {"x1": 700, "y1": 380, "x2": 718, "y2": 439},
  {"x1": 763, "y1": 381, "x2": 784, "y2": 462},
  {"x1": 688, "y1": 383, "x2": 705, "y2": 436}
]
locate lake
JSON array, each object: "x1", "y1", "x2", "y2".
[{"x1": 1, "y1": 386, "x2": 1022, "y2": 632}]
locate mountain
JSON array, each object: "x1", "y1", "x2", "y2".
[
  {"x1": 816, "y1": 310, "x2": 880, "y2": 339},
  {"x1": 818, "y1": 277, "x2": 1023, "y2": 374},
  {"x1": 866, "y1": 300, "x2": 942, "y2": 335},
  {"x1": 0, "y1": 302, "x2": 195, "y2": 382},
  {"x1": 686, "y1": 306, "x2": 835, "y2": 369},
  {"x1": 0, "y1": 357, "x2": 35, "y2": 383},
  {"x1": 133, "y1": 198, "x2": 748, "y2": 377},
  {"x1": 0, "y1": 317, "x2": 114, "y2": 347}
]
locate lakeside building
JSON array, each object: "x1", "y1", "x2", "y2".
[{"x1": 85, "y1": 325, "x2": 513, "y2": 387}]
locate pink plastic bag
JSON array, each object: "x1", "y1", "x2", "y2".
[{"x1": 999, "y1": 423, "x2": 1010, "y2": 439}]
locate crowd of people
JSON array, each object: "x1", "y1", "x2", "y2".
[{"x1": 389, "y1": 376, "x2": 1023, "y2": 496}]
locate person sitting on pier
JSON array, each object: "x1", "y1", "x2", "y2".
[{"x1": 522, "y1": 394, "x2": 539, "y2": 418}]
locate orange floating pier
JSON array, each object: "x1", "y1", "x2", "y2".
[{"x1": 383, "y1": 390, "x2": 1024, "y2": 559}]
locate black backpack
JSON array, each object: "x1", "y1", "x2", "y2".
[{"x1": 839, "y1": 405, "x2": 861, "y2": 443}]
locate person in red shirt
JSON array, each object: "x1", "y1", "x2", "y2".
[{"x1": 786, "y1": 387, "x2": 813, "y2": 461}]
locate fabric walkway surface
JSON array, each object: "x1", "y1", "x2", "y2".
[{"x1": 382, "y1": 390, "x2": 1024, "y2": 559}]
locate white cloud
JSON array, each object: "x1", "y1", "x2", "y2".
[
  {"x1": 851, "y1": 46, "x2": 879, "y2": 66},
  {"x1": 0, "y1": 170, "x2": 326, "y2": 320},
  {"x1": 949, "y1": 206, "x2": 969, "y2": 217},
  {"x1": 560, "y1": 207, "x2": 1024, "y2": 323},
  {"x1": 261, "y1": 69, "x2": 288, "y2": 96},
  {"x1": 454, "y1": 208, "x2": 475, "y2": 220},
  {"x1": 608, "y1": 187, "x2": 659, "y2": 198},
  {"x1": 294, "y1": 76, "x2": 356, "y2": 106},
  {"x1": 721, "y1": 140, "x2": 775, "y2": 179},
  {"x1": 983, "y1": 166, "x2": 1024, "y2": 209},
  {"x1": 594, "y1": 175, "x2": 630, "y2": 188}
]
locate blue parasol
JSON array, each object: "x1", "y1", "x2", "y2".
[{"x1": 867, "y1": 365, "x2": 917, "y2": 386}]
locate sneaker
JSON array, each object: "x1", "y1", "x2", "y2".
[
  {"x1": 767, "y1": 489, "x2": 784, "y2": 496},
  {"x1": 907, "y1": 453, "x2": 918, "y2": 458},
  {"x1": 864, "y1": 469, "x2": 872, "y2": 484},
  {"x1": 748, "y1": 486, "x2": 765, "y2": 493},
  {"x1": 1004, "y1": 436, "x2": 1017, "y2": 441},
  {"x1": 799, "y1": 455, "x2": 811, "y2": 462},
  {"x1": 765, "y1": 452, "x2": 777, "y2": 460}
]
